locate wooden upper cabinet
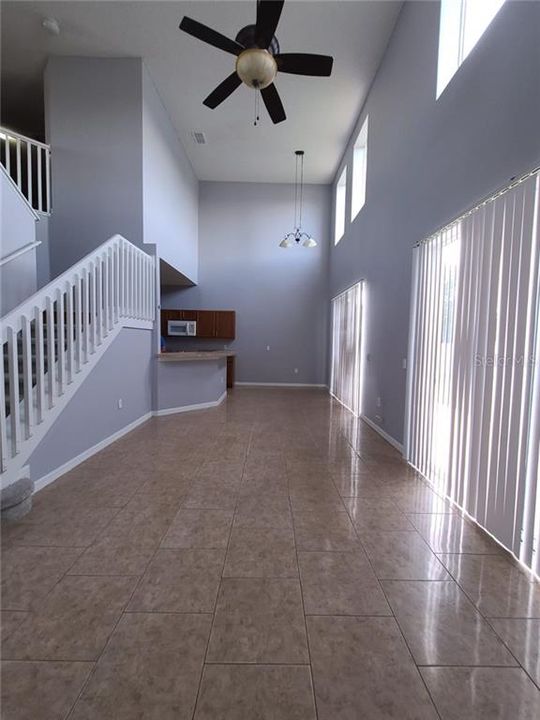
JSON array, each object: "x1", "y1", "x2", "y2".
[
  {"x1": 196, "y1": 310, "x2": 216, "y2": 338},
  {"x1": 161, "y1": 309, "x2": 236, "y2": 339},
  {"x1": 215, "y1": 311, "x2": 236, "y2": 339}
]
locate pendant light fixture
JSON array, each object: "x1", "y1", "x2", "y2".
[{"x1": 279, "y1": 150, "x2": 317, "y2": 248}]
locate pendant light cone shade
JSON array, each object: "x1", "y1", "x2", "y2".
[{"x1": 279, "y1": 150, "x2": 317, "y2": 248}]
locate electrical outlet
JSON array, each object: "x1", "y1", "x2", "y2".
[
  {"x1": 376, "y1": 396, "x2": 382, "y2": 408},
  {"x1": 294, "y1": 368, "x2": 299, "y2": 374},
  {"x1": 118, "y1": 399, "x2": 123, "y2": 409},
  {"x1": 402, "y1": 357, "x2": 407, "y2": 370},
  {"x1": 266, "y1": 345, "x2": 270, "y2": 351}
]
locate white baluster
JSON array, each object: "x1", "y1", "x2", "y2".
[
  {"x1": 37, "y1": 147, "x2": 43, "y2": 212},
  {"x1": 89, "y1": 262, "x2": 96, "y2": 353},
  {"x1": 103, "y1": 251, "x2": 109, "y2": 336},
  {"x1": 21, "y1": 315, "x2": 34, "y2": 440},
  {"x1": 26, "y1": 141, "x2": 33, "y2": 207},
  {"x1": 66, "y1": 282, "x2": 74, "y2": 383},
  {"x1": 45, "y1": 149, "x2": 51, "y2": 213},
  {"x1": 7, "y1": 326, "x2": 21, "y2": 456},
  {"x1": 82, "y1": 268, "x2": 90, "y2": 363},
  {"x1": 57, "y1": 288, "x2": 65, "y2": 395},
  {"x1": 16, "y1": 138, "x2": 22, "y2": 192},
  {"x1": 0, "y1": 340, "x2": 8, "y2": 470},
  {"x1": 35, "y1": 306, "x2": 45, "y2": 423},
  {"x1": 45, "y1": 296, "x2": 56, "y2": 408},
  {"x1": 5, "y1": 134, "x2": 11, "y2": 175},
  {"x1": 96, "y1": 258, "x2": 103, "y2": 345},
  {"x1": 74, "y1": 274, "x2": 82, "y2": 372}
]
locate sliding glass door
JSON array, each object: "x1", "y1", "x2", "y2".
[
  {"x1": 330, "y1": 282, "x2": 364, "y2": 416},
  {"x1": 406, "y1": 169, "x2": 540, "y2": 574}
]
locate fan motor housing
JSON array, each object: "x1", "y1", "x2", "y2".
[{"x1": 235, "y1": 24, "x2": 280, "y2": 54}]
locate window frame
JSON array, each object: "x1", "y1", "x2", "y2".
[
  {"x1": 334, "y1": 166, "x2": 347, "y2": 245},
  {"x1": 351, "y1": 116, "x2": 369, "y2": 222}
]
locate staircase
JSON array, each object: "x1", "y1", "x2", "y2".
[
  {"x1": 0, "y1": 126, "x2": 51, "y2": 214},
  {"x1": 1, "y1": 234, "x2": 156, "y2": 487}
]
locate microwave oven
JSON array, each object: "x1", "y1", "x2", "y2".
[{"x1": 168, "y1": 320, "x2": 197, "y2": 336}]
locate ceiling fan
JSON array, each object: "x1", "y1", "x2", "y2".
[{"x1": 179, "y1": 0, "x2": 334, "y2": 124}]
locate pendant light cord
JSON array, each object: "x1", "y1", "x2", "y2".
[
  {"x1": 299, "y1": 152, "x2": 304, "y2": 230},
  {"x1": 294, "y1": 152, "x2": 299, "y2": 229}
]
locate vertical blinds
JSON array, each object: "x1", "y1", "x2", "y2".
[
  {"x1": 406, "y1": 170, "x2": 540, "y2": 574},
  {"x1": 330, "y1": 282, "x2": 364, "y2": 416}
]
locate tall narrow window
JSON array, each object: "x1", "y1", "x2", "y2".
[
  {"x1": 330, "y1": 281, "x2": 364, "y2": 416},
  {"x1": 351, "y1": 117, "x2": 368, "y2": 221},
  {"x1": 334, "y1": 167, "x2": 347, "y2": 245},
  {"x1": 406, "y1": 169, "x2": 540, "y2": 575},
  {"x1": 437, "y1": 0, "x2": 505, "y2": 98}
]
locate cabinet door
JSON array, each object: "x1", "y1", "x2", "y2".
[
  {"x1": 161, "y1": 309, "x2": 180, "y2": 337},
  {"x1": 181, "y1": 310, "x2": 197, "y2": 321},
  {"x1": 196, "y1": 311, "x2": 216, "y2": 338},
  {"x1": 215, "y1": 311, "x2": 236, "y2": 339}
]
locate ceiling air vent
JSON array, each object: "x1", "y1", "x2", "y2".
[{"x1": 191, "y1": 131, "x2": 207, "y2": 145}]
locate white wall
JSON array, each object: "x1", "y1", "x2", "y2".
[
  {"x1": 142, "y1": 66, "x2": 199, "y2": 284},
  {"x1": 0, "y1": 168, "x2": 38, "y2": 315}
]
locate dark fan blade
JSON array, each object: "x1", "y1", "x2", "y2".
[
  {"x1": 255, "y1": 1, "x2": 285, "y2": 48},
  {"x1": 275, "y1": 53, "x2": 334, "y2": 76},
  {"x1": 179, "y1": 16, "x2": 244, "y2": 56},
  {"x1": 203, "y1": 73, "x2": 242, "y2": 109},
  {"x1": 261, "y1": 83, "x2": 286, "y2": 124}
]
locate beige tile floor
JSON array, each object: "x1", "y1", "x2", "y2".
[{"x1": 1, "y1": 388, "x2": 540, "y2": 719}]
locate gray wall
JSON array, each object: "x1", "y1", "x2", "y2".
[
  {"x1": 1, "y1": 168, "x2": 38, "y2": 315},
  {"x1": 162, "y1": 181, "x2": 331, "y2": 385},
  {"x1": 29, "y1": 327, "x2": 153, "y2": 480},
  {"x1": 157, "y1": 359, "x2": 226, "y2": 412},
  {"x1": 142, "y1": 66, "x2": 199, "y2": 284},
  {"x1": 45, "y1": 57, "x2": 144, "y2": 278},
  {"x1": 330, "y1": 0, "x2": 540, "y2": 444}
]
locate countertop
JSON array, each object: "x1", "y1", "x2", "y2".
[{"x1": 157, "y1": 351, "x2": 235, "y2": 362}]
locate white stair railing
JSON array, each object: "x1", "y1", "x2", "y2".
[
  {"x1": 0, "y1": 235, "x2": 155, "y2": 476},
  {"x1": 0, "y1": 126, "x2": 51, "y2": 214}
]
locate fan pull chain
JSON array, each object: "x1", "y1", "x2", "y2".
[{"x1": 253, "y1": 92, "x2": 261, "y2": 126}]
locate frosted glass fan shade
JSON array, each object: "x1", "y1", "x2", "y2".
[
  {"x1": 279, "y1": 236, "x2": 293, "y2": 248},
  {"x1": 236, "y1": 49, "x2": 277, "y2": 89},
  {"x1": 302, "y1": 236, "x2": 317, "y2": 247}
]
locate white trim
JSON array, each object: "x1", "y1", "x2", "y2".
[
  {"x1": 235, "y1": 382, "x2": 327, "y2": 388},
  {"x1": 153, "y1": 390, "x2": 227, "y2": 417},
  {"x1": 0, "y1": 241, "x2": 41, "y2": 267},
  {"x1": 34, "y1": 412, "x2": 153, "y2": 493},
  {"x1": 360, "y1": 414, "x2": 404, "y2": 454}
]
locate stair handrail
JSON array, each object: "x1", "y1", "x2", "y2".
[
  {"x1": 0, "y1": 234, "x2": 155, "y2": 474},
  {"x1": 0, "y1": 125, "x2": 51, "y2": 214}
]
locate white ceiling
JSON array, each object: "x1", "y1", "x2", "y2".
[{"x1": 1, "y1": 1, "x2": 402, "y2": 183}]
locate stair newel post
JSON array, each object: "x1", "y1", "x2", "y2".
[
  {"x1": 37, "y1": 146, "x2": 43, "y2": 213},
  {"x1": 113, "y1": 242, "x2": 120, "y2": 324},
  {"x1": 119, "y1": 240, "x2": 125, "y2": 319},
  {"x1": 96, "y1": 258, "x2": 103, "y2": 347},
  {"x1": 0, "y1": 339, "x2": 8, "y2": 471},
  {"x1": 107, "y1": 247, "x2": 114, "y2": 331},
  {"x1": 34, "y1": 306, "x2": 45, "y2": 423},
  {"x1": 66, "y1": 281, "x2": 74, "y2": 384},
  {"x1": 21, "y1": 315, "x2": 34, "y2": 440},
  {"x1": 56, "y1": 288, "x2": 65, "y2": 396},
  {"x1": 45, "y1": 148, "x2": 51, "y2": 214},
  {"x1": 45, "y1": 296, "x2": 56, "y2": 409},
  {"x1": 129, "y1": 245, "x2": 135, "y2": 319},
  {"x1": 137, "y1": 252, "x2": 142, "y2": 320},
  {"x1": 7, "y1": 325, "x2": 21, "y2": 456},
  {"x1": 74, "y1": 274, "x2": 82, "y2": 373}
]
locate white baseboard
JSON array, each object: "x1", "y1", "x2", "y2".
[
  {"x1": 153, "y1": 390, "x2": 227, "y2": 417},
  {"x1": 34, "y1": 412, "x2": 153, "y2": 493},
  {"x1": 360, "y1": 414, "x2": 404, "y2": 454},
  {"x1": 235, "y1": 382, "x2": 327, "y2": 388}
]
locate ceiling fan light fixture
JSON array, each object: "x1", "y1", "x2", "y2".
[
  {"x1": 302, "y1": 236, "x2": 317, "y2": 248},
  {"x1": 236, "y1": 49, "x2": 277, "y2": 89}
]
